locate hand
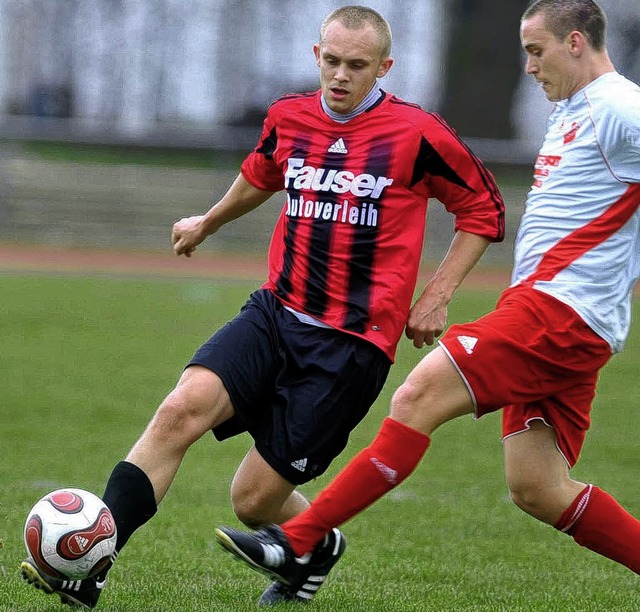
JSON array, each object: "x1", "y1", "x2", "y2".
[
  {"x1": 404, "y1": 291, "x2": 447, "y2": 349},
  {"x1": 171, "y1": 215, "x2": 208, "y2": 257}
]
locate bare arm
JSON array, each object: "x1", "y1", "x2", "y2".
[
  {"x1": 172, "y1": 173, "x2": 276, "y2": 257},
  {"x1": 406, "y1": 230, "x2": 490, "y2": 349}
]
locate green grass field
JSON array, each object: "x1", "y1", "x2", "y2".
[{"x1": 1, "y1": 274, "x2": 638, "y2": 611}]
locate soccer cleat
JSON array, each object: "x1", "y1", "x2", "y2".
[
  {"x1": 258, "y1": 528, "x2": 347, "y2": 605},
  {"x1": 215, "y1": 524, "x2": 346, "y2": 605},
  {"x1": 215, "y1": 524, "x2": 305, "y2": 586},
  {"x1": 21, "y1": 558, "x2": 105, "y2": 609},
  {"x1": 258, "y1": 580, "x2": 301, "y2": 605}
]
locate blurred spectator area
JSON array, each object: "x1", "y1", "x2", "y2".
[
  {"x1": 0, "y1": 0, "x2": 640, "y2": 158},
  {"x1": 0, "y1": 0, "x2": 637, "y2": 262},
  {"x1": 0, "y1": 0, "x2": 637, "y2": 152},
  {"x1": 0, "y1": 0, "x2": 450, "y2": 144}
]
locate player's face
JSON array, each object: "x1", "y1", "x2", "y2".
[
  {"x1": 314, "y1": 20, "x2": 393, "y2": 114},
  {"x1": 521, "y1": 13, "x2": 584, "y2": 101}
]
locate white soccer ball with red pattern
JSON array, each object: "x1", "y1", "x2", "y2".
[{"x1": 24, "y1": 488, "x2": 117, "y2": 580}]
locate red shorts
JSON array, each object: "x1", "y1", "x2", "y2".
[{"x1": 439, "y1": 285, "x2": 611, "y2": 466}]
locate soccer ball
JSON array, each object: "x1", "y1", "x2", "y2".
[{"x1": 24, "y1": 488, "x2": 117, "y2": 580}]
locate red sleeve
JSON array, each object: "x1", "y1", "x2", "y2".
[
  {"x1": 240, "y1": 109, "x2": 285, "y2": 193},
  {"x1": 422, "y1": 114, "x2": 505, "y2": 242}
]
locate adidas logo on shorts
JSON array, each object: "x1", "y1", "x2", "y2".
[
  {"x1": 457, "y1": 335, "x2": 478, "y2": 354},
  {"x1": 291, "y1": 458, "x2": 308, "y2": 472}
]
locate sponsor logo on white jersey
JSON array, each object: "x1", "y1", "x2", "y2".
[
  {"x1": 562, "y1": 121, "x2": 581, "y2": 144},
  {"x1": 328, "y1": 138, "x2": 348, "y2": 154},
  {"x1": 457, "y1": 335, "x2": 478, "y2": 354},
  {"x1": 291, "y1": 458, "x2": 308, "y2": 472}
]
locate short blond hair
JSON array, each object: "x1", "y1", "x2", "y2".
[{"x1": 320, "y1": 5, "x2": 392, "y2": 58}]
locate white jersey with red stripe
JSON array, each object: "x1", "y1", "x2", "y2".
[{"x1": 512, "y1": 72, "x2": 640, "y2": 353}]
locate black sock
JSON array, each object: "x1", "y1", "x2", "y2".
[{"x1": 103, "y1": 460, "x2": 157, "y2": 553}]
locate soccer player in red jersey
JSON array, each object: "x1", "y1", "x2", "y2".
[
  {"x1": 215, "y1": 0, "x2": 640, "y2": 598},
  {"x1": 21, "y1": 6, "x2": 504, "y2": 608}
]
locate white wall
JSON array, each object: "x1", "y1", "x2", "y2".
[{"x1": 0, "y1": 0, "x2": 636, "y2": 148}]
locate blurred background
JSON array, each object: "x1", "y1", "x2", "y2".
[{"x1": 0, "y1": 0, "x2": 638, "y2": 265}]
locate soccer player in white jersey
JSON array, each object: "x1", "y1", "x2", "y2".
[{"x1": 216, "y1": 0, "x2": 640, "y2": 588}]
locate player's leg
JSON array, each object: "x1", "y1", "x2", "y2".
[
  {"x1": 100, "y1": 291, "x2": 281, "y2": 570},
  {"x1": 505, "y1": 420, "x2": 640, "y2": 574},
  {"x1": 21, "y1": 364, "x2": 234, "y2": 610},
  {"x1": 214, "y1": 347, "x2": 471, "y2": 598},
  {"x1": 276, "y1": 287, "x2": 568, "y2": 556},
  {"x1": 103, "y1": 365, "x2": 234, "y2": 549},
  {"x1": 129, "y1": 365, "x2": 234, "y2": 501},
  {"x1": 279, "y1": 346, "x2": 472, "y2": 556},
  {"x1": 214, "y1": 288, "x2": 537, "y2": 564},
  {"x1": 213, "y1": 286, "x2": 584, "y2": 566},
  {"x1": 229, "y1": 448, "x2": 326, "y2": 606},
  {"x1": 557, "y1": 484, "x2": 640, "y2": 574},
  {"x1": 220, "y1": 309, "x2": 392, "y2": 604},
  {"x1": 230, "y1": 450, "x2": 349, "y2": 606},
  {"x1": 504, "y1": 420, "x2": 585, "y2": 523},
  {"x1": 230, "y1": 446, "x2": 308, "y2": 528}
]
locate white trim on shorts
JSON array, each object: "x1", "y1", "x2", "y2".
[
  {"x1": 438, "y1": 340, "x2": 479, "y2": 416},
  {"x1": 501, "y1": 416, "x2": 571, "y2": 468},
  {"x1": 440, "y1": 337, "x2": 572, "y2": 468}
]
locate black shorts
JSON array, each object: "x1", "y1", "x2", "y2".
[{"x1": 187, "y1": 289, "x2": 391, "y2": 484}]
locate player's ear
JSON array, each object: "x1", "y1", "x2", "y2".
[
  {"x1": 313, "y1": 43, "x2": 321, "y2": 67},
  {"x1": 567, "y1": 30, "x2": 586, "y2": 56},
  {"x1": 377, "y1": 56, "x2": 394, "y2": 78}
]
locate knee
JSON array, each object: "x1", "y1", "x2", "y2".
[
  {"x1": 230, "y1": 488, "x2": 270, "y2": 529},
  {"x1": 390, "y1": 378, "x2": 425, "y2": 423},
  {"x1": 147, "y1": 389, "x2": 207, "y2": 446},
  {"x1": 147, "y1": 368, "x2": 230, "y2": 445},
  {"x1": 390, "y1": 376, "x2": 456, "y2": 435},
  {"x1": 507, "y1": 477, "x2": 560, "y2": 524},
  {"x1": 508, "y1": 481, "x2": 541, "y2": 516}
]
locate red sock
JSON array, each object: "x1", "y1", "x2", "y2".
[
  {"x1": 282, "y1": 417, "x2": 430, "y2": 556},
  {"x1": 555, "y1": 484, "x2": 640, "y2": 574}
]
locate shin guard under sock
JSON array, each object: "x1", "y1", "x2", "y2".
[
  {"x1": 102, "y1": 460, "x2": 158, "y2": 553},
  {"x1": 283, "y1": 417, "x2": 430, "y2": 556},
  {"x1": 555, "y1": 484, "x2": 640, "y2": 574}
]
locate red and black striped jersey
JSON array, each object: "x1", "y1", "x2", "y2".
[{"x1": 241, "y1": 89, "x2": 504, "y2": 360}]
